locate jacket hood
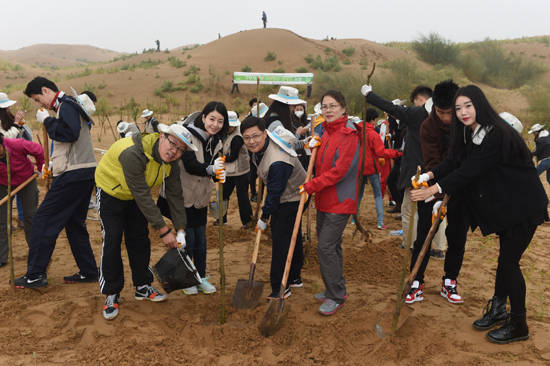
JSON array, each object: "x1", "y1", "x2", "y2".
[{"x1": 323, "y1": 116, "x2": 357, "y2": 135}]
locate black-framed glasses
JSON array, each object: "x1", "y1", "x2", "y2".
[{"x1": 165, "y1": 135, "x2": 186, "y2": 153}]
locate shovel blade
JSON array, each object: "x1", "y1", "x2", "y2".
[
  {"x1": 258, "y1": 298, "x2": 289, "y2": 337},
  {"x1": 375, "y1": 299, "x2": 414, "y2": 338},
  {"x1": 232, "y1": 279, "x2": 264, "y2": 309}
]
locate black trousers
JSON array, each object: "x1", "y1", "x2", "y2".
[
  {"x1": 494, "y1": 224, "x2": 536, "y2": 314},
  {"x1": 223, "y1": 173, "x2": 252, "y2": 225},
  {"x1": 27, "y1": 177, "x2": 97, "y2": 278},
  {"x1": 270, "y1": 201, "x2": 303, "y2": 292},
  {"x1": 248, "y1": 155, "x2": 257, "y2": 196},
  {"x1": 409, "y1": 199, "x2": 435, "y2": 283},
  {"x1": 387, "y1": 158, "x2": 403, "y2": 205},
  {"x1": 443, "y1": 195, "x2": 470, "y2": 280},
  {"x1": 97, "y1": 189, "x2": 153, "y2": 295}
]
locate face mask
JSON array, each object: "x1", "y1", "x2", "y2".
[{"x1": 294, "y1": 110, "x2": 304, "y2": 118}]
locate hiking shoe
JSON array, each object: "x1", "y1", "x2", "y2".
[
  {"x1": 182, "y1": 285, "x2": 198, "y2": 295},
  {"x1": 387, "y1": 206, "x2": 401, "y2": 214},
  {"x1": 389, "y1": 200, "x2": 396, "y2": 207},
  {"x1": 267, "y1": 287, "x2": 291, "y2": 300},
  {"x1": 319, "y1": 298, "x2": 344, "y2": 316},
  {"x1": 198, "y1": 277, "x2": 216, "y2": 294},
  {"x1": 377, "y1": 223, "x2": 388, "y2": 230},
  {"x1": 430, "y1": 249, "x2": 445, "y2": 260},
  {"x1": 63, "y1": 271, "x2": 98, "y2": 283},
  {"x1": 440, "y1": 279, "x2": 464, "y2": 304},
  {"x1": 290, "y1": 277, "x2": 303, "y2": 288},
  {"x1": 405, "y1": 281, "x2": 424, "y2": 304},
  {"x1": 314, "y1": 291, "x2": 348, "y2": 303},
  {"x1": 103, "y1": 294, "x2": 120, "y2": 320},
  {"x1": 135, "y1": 284, "x2": 167, "y2": 302},
  {"x1": 13, "y1": 274, "x2": 48, "y2": 289}
]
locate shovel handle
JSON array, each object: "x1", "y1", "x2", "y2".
[
  {"x1": 278, "y1": 147, "x2": 318, "y2": 296},
  {"x1": 0, "y1": 173, "x2": 39, "y2": 207},
  {"x1": 251, "y1": 186, "x2": 268, "y2": 265}
]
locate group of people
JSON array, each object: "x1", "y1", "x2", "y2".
[{"x1": 0, "y1": 75, "x2": 548, "y2": 345}]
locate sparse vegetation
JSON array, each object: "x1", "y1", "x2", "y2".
[
  {"x1": 412, "y1": 32, "x2": 460, "y2": 65},
  {"x1": 295, "y1": 67, "x2": 308, "y2": 73},
  {"x1": 272, "y1": 67, "x2": 285, "y2": 73},
  {"x1": 342, "y1": 47, "x2": 355, "y2": 57},
  {"x1": 168, "y1": 56, "x2": 186, "y2": 68},
  {"x1": 264, "y1": 51, "x2": 277, "y2": 62},
  {"x1": 305, "y1": 54, "x2": 341, "y2": 72},
  {"x1": 241, "y1": 65, "x2": 252, "y2": 72},
  {"x1": 524, "y1": 83, "x2": 550, "y2": 123}
]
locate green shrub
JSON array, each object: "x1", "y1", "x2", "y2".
[
  {"x1": 343, "y1": 58, "x2": 351, "y2": 65},
  {"x1": 295, "y1": 66, "x2": 308, "y2": 73},
  {"x1": 184, "y1": 65, "x2": 200, "y2": 76},
  {"x1": 168, "y1": 56, "x2": 186, "y2": 68},
  {"x1": 342, "y1": 47, "x2": 355, "y2": 57},
  {"x1": 324, "y1": 47, "x2": 331, "y2": 55},
  {"x1": 264, "y1": 51, "x2": 277, "y2": 62},
  {"x1": 304, "y1": 54, "x2": 314, "y2": 64},
  {"x1": 190, "y1": 82, "x2": 203, "y2": 93},
  {"x1": 524, "y1": 83, "x2": 550, "y2": 123},
  {"x1": 66, "y1": 67, "x2": 93, "y2": 79},
  {"x1": 272, "y1": 67, "x2": 285, "y2": 73},
  {"x1": 241, "y1": 65, "x2": 252, "y2": 72},
  {"x1": 412, "y1": 32, "x2": 460, "y2": 65}
]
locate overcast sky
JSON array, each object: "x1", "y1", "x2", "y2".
[{"x1": 1, "y1": 0, "x2": 548, "y2": 53}]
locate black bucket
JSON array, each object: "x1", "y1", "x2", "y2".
[{"x1": 153, "y1": 248, "x2": 201, "y2": 293}]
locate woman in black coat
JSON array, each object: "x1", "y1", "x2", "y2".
[{"x1": 411, "y1": 85, "x2": 548, "y2": 344}]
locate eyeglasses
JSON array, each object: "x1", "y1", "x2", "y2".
[
  {"x1": 165, "y1": 135, "x2": 186, "y2": 154},
  {"x1": 321, "y1": 104, "x2": 341, "y2": 111},
  {"x1": 243, "y1": 133, "x2": 264, "y2": 143}
]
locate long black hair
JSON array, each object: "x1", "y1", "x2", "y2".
[
  {"x1": 0, "y1": 108, "x2": 16, "y2": 132},
  {"x1": 193, "y1": 101, "x2": 229, "y2": 137},
  {"x1": 449, "y1": 85, "x2": 531, "y2": 166},
  {"x1": 264, "y1": 100, "x2": 295, "y2": 132}
]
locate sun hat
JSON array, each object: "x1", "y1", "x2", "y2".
[
  {"x1": 266, "y1": 126, "x2": 297, "y2": 157},
  {"x1": 268, "y1": 86, "x2": 305, "y2": 105},
  {"x1": 528, "y1": 123, "x2": 545, "y2": 134},
  {"x1": 250, "y1": 103, "x2": 268, "y2": 118},
  {"x1": 0, "y1": 92, "x2": 17, "y2": 109},
  {"x1": 228, "y1": 111, "x2": 241, "y2": 127},
  {"x1": 499, "y1": 112, "x2": 523, "y2": 134},
  {"x1": 141, "y1": 109, "x2": 154, "y2": 118},
  {"x1": 314, "y1": 103, "x2": 322, "y2": 115},
  {"x1": 158, "y1": 123, "x2": 198, "y2": 151}
]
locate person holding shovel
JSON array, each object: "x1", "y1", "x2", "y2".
[
  {"x1": 95, "y1": 123, "x2": 194, "y2": 320},
  {"x1": 14, "y1": 77, "x2": 98, "y2": 288},
  {"x1": 301, "y1": 90, "x2": 360, "y2": 316},
  {"x1": 410, "y1": 85, "x2": 548, "y2": 344},
  {"x1": 0, "y1": 134, "x2": 44, "y2": 267},
  {"x1": 240, "y1": 116, "x2": 306, "y2": 298}
]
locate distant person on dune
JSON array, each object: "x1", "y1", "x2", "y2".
[
  {"x1": 155, "y1": 40, "x2": 160, "y2": 52},
  {"x1": 262, "y1": 11, "x2": 267, "y2": 28}
]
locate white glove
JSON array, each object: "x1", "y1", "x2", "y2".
[
  {"x1": 307, "y1": 135, "x2": 321, "y2": 150},
  {"x1": 213, "y1": 157, "x2": 225, "y2": 171},
  {"x1": 176, "y1": 230, "x2": 186, "y2": 249},
  {"x1": 117, "y1": 122, "x2": 129, "y2": 134},
  {"x1": 216, "y1": 169, "x2": 226, "y2": 183},
  {"x1": 360, "y1": 84, "x2": 372, "y2": 96},
  {"x1": 36, "y1": 108, "x2": 50, "y2": 123},
  {"x1": 431, "y1": 200, "x2": 446, "y2": 223},
  {"x1": 256, "y1": 219, "x2": 267, "y2": 231},
  {"x1": 411, "y1": 173, "x2": 430, "y2": 185},
  {"x1": 432, "y1": 201, "x2": 442, "y2": 215}
]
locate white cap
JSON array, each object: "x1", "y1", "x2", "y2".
[
  {"x1": 141, "y1": 109, "x2": 154, "y2": 118},
  {"x1": 0, "y1": 92, "x2": 16, "y2": 109},
  {"x1": 499, "y1": 112, "x2": 523, "y2": 134},
  {"x1": 228, "y1": 111, "x2": 240, "y2": 127},
  {"x1": 158, "y1": 123, "x2": 198, "y2": 151},
  {"x1": 528, "y1": 123, "x2": 545, "y2": 134}
]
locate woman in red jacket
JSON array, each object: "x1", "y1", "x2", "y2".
[
  {"x1": 302, "y1": 90, "x2": 360, "y2": 316},
  {"x1": 0, "y1": 135, "x2": 44, "y2": 266}
]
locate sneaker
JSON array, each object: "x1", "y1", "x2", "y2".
[
  {"x1": 267, "y1": 287, "x2": 291, "y2": 300},
  {"x1": 377, "y1": 223, "x2": 388, "y2": 230},
  {"x1": 389, "y1": 229, "x2": 403, "y2": 236},
  {"x1": 103, "y1": 294, "x2": 120, "y2": 320},
  {"x1": 389, "y1": 200, "x2": 396, "y2": 207},
  {"x1": 134, "y1": 284, "x2": 167, "y2": 302},
  {"x1": 350, "y1": 217, "x2": 356, "y2": 225},
  {"x1": 319, "y1": 298, "x2": 344, "y2": 316},
  {"x1": 13, "y1": 274, "x2": 48, "y2": 289},
  {"x1": 405, "y1": 281, "x2": 424, "y2": 304},
  {"x1": 289, "y1": 277, "x2": 303, "y2": 288},
  {"x1": 198, "y1": 277, "x2": 216, "y2": 294},
  {"x1": 314, "y1": 291, "x2": 348, "y2": 303},
  {"x1": 430, "y1": 249, "x2": 445, "y2": 260},
  {"x1": 440, "y1": 278, "x2": 464, "y2": 304},
  {"x1": 63, "y1": 271, "x2": 98, "y2": 283},
  {"x1": 182, "y1": 285, "x2": 198, "y2": 295},
  {"x1": 386, "y1": 206, "x2": 401, "y2": 214},
  {"x1": 250, "y1": 194, "x2": 258, "y2": 203}
]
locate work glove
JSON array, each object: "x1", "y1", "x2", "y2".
[
  {"x1": 216, "y1": 169, "x2": 226, "y2": 183},
  {"x1": 256, "y1": 218, "x2": 267, "y2": 232},
  {"x1": 36, "y1": 108, "x2": 50, "y2": 123},
  {"x1": 213, "y1": 156, "x2": 225, "y2": 171},
  {"x1": 176, "y1": 230, "x2": 186, "y2": 249},
  {"x1": 306, "y1": 135, "x2": 321, "y2": 150},
  {"x1": 41, "y1": 162, "x2": 52, "y2": 180},
  {"x1": 431, "y1": 200, "x2": 447, "y2": 223},
  {"x1": 117, "y1": 122, "x2": 129, "y2": 134},
  {"x1": 299, "y1": 184, "x2": 309, "y2": 201},
  {"x1": 411, "y1": 173, "x2": 430, "y2": 189},
  {"x1": 378, "y1": 158, "x2": 385, "y2": 166},
  {"x1": 360, "y1": 84, "x2": 372, "y2": 96}
]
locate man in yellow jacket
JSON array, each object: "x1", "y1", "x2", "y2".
[{"x1": 95, "y1": 123, "x2": 197, "y2": 320}]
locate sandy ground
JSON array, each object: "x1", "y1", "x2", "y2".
[{"x1": 0, "y1": 169, "x2": 549, "y2": 365}]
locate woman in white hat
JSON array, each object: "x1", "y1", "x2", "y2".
[
  {"x1": 217, "y1": 111, "x2": 253, "y2": 228},
  {"x1": 0, "y1": 92, "x2": 25, "y2": 139},
  {"x1": 265, "y1": 86, "x2": 307, "y2": 134}
]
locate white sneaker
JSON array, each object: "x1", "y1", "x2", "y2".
[
  {"x1": 198, "y1": 277, "x2": 216, "y2": 294},
  {"x1": 182, "y1": 285, "x2": 198, "y2": 295}
]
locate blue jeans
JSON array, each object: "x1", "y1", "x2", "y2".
[
  {"x1": 357, "y1": 174, "x2": 384, "y2": 225},
  {"x1": 537, "y1": 158, "x2": 550, "y2": 185},
  {"x1": 185, "y1": 225, "x2": 207, "y2": 278}
]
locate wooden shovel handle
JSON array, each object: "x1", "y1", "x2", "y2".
[
  {"x1": 279, "y1": 147, "x2": 317, "y2": 293},
  {"x1": 0, "y1": 173, "x2": 39, "y2": 207},
  {"x1": 251, "y1": 186, "x2": 268, "y2": 265}
]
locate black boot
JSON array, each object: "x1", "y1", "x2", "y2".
[
  {"x1": 472, "y1": 296, "x2": 507, "y2": 330},
  {"x1": 486, "y1": 312, "x2": 529, "y2": 344}
]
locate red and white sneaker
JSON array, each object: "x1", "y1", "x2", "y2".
[
  {"x1": 405, "y1": 281, "x2": 424, "y2": 304},
  {"x1": 440, "y1": 278, "x2": 464, "y2": 304}
]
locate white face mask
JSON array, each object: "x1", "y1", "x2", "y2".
[{"x1": 294, "y1": 110, "x2": 304, "y2": 118}]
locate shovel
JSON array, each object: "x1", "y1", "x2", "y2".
[
  {"x1": 232, "y1": 187, "x2": 267, "y2": 309},
  {"x1": 259, "y1": 147, "x2": 317, "y2": 337}
]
